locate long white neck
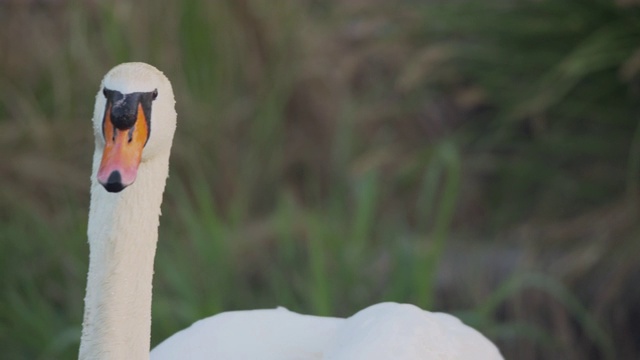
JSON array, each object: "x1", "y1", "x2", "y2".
[{"x1": 79, "y1": 149, "x2": 171, "y2": 360}]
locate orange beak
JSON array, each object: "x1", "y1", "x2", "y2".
[{"x1": 97, "y1": 103, "x2": 149, "y2": 192}]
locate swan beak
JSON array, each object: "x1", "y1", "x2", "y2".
[{"x1": 97, "y1": 103, "x2": 149, "y2": 193}]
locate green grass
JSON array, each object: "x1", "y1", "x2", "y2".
[{"x1": 1, "y1": 0, "x2": 639, "y2": 359}]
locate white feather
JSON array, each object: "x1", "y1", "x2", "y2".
[{"x1": 151, "y1": 303, "x2": 502, "y2": 360}]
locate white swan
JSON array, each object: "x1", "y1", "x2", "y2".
[{"x1": 80, "y1": 62, "x2": 503, "y2": 360}]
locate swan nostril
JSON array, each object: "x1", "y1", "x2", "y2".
[{"x1": 103, "y1": 171, "x2": 125, "y2": 193}]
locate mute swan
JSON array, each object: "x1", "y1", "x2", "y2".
[{"x1": 80, "y1": 62, "x2": 503, "y2": 360}]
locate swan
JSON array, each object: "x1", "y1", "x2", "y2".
[{"x1": 80, "y1": 62, "x2": 503, "y2": 360}]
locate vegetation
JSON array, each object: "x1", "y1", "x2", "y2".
[{"x1": 0, "y1": 0, "x2": 638, "y2": 359}]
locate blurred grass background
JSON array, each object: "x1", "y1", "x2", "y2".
[{"x1": 0, "y1": 0, "x2": 639, "y2": 359}]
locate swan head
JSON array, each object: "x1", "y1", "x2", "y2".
[{"x1": 92, "y1": 62, "x2": 176, "y2": 193}]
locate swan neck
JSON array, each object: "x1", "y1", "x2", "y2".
[{"x1": 79, "y1": 151, "x2": 170, "y2": 360}]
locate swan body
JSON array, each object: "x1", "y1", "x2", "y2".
[
  {"x1": 81, "y1": 62, "x2": 503, "y2": 360},
  {"x1": 152, "y1": 303, "x2": 502, "y2": 360}
]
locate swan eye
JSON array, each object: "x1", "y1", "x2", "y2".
[
  {"x1": 103, "y1": 88, "x2": 108, "y2": 98},
  {"x1": 152, "y1": 89, "x2": 158, "y2": 100}
]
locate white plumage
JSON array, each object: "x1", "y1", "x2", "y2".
[
  {"x1": 152, "y1": 303, "x2": 503, "y2": 360},
  {"x1": 81, "y1": 62, "x2": 503, "y2": 360}
]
